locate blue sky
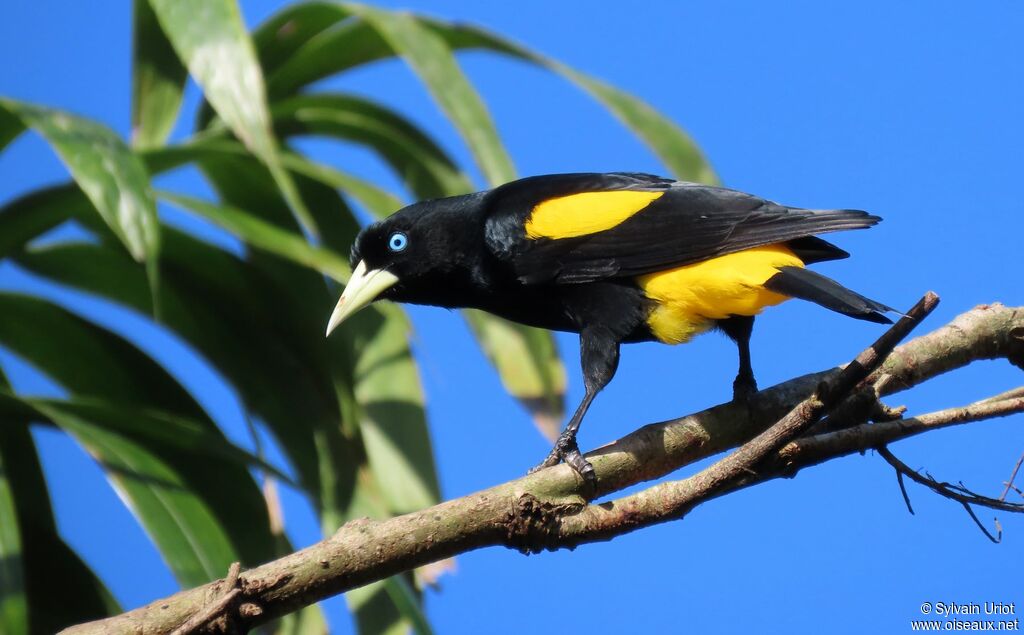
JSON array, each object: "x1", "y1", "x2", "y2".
[{"x1": 2, "y1": 1, "x2": 1023, "y2": 633}]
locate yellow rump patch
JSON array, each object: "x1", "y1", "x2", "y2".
[
  {"x1": 638, "y1": 244, "x2": 804, "y2": 344},
  {"x1": 525, "y1": 190, "x2": 664, "y2": 239}
]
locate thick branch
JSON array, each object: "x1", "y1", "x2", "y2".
[{"x1": 62, "y1": 302, "x2": 1024, "y2": 635}]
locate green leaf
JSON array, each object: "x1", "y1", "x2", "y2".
[
  {"x1": 383, "y1": 576, "x2": 433, "y2": 635},
  {"x1": 0, "y1": 99, "x2": 161, "y2": 274},
  {"x1": 0, "y1": 105, "x2": 21, "y2": 153},
  {"x1": 48, "y1": 407, "x2": 239, "y2": 586},
  {"x1": 260, "y1": 4, "x2": 516, "y2": 186},
  {"x1": 195, "y1": 0, "x2": 348, "y2": 128},
  {"x1": 0, "y1": 427, "x2": 27, "y2": 635},
  {"x1": 140, "y1": 137, "x2": 404, "y2": 218},
  {"x1": 145, "y1": 0, "x2": 318, "y2": 236},
  {"x1": 0, "y1": 293, "x2": 277, "y2": 573},
  {"x1": 0, "y1": 393, "x2": 238, "y2": 589},
  {"x1": 0, "y1": 421, "x2": 120, "y2": 633},
  {"x1": 276, "y1": 603, "x2": 329, "y2": 635},
  {"x1": 254, "y1": 6, "x2": 717, "y2": 184},
  {"x1": 253, "y1": 2, "x2": 345, "y2": 74},
  {"x1": 0, "y1": 293, "x2": 201, "y2": 416},
  {"x1": 195, "y1": 153, "x2": 362, "y2": 531},
  {"x1": 349, "y1": 309, "x2": 439, "y2": 514},
  {"x1": 1, "y1": 392, "x2": 294, "y2": 486},
  {"x1": 284, "y1": 153, "x2": 404, "y2": 219},
  {"x1": 271, "y1": 92, "x2": 472, "y2": 200},
  {"x1": 158, "y1": 190, "x2": 351, "y2": 282},
  {"x1": 23, "y1": 533, "x2": 120, "y2": 634},
  {"x1": 262, "y1": 7, "x2": 387, "y2": 99},
  {"x1": 13, "y1": 237, "x2": 330, "y2": 513},
  {"x1": 0, "y1": 184, "x2": 89, "y2": 260},
  {"x1": 425, "y1": 22, "x2": 718, "y2": 184},
  {"x1": 349, "y1": 577, "x2": 433, "y2": 635},
  {"x1": 131, "y1": 0, "x2": 187, "y2": 148},
  {"x1": 463, "y1": 310, "x2": 567, "y2": 440},
  {"x1": 347, "y1": 5, "x2": 516, "y2": 187}
]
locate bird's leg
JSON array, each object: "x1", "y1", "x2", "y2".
[
  {"x1": 532, "y1": 390, "x2": 598, "y2": 475},
  {"x1": 720, "y1": 315, "x2": 757, "y2": 402},
  {"x1": 733, "y1": 334, "x2": 757, "y2": 401},
  {"x1": 530, "y1": 329, "x2": 619, "y2": 484}
]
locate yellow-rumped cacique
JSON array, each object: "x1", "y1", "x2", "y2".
[{"x1": 325, "y1": 172, "x2": 893, "y2": 481}]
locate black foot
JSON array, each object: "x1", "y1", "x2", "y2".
[
  {"x1": 732, "y1": 375, "x2": 758, "y2": 403},
  {"x1": 528, "y1": 435, "x2": 596, "y2": 486}
]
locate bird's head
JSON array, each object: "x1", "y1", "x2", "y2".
[{"x1": 325, "y1": 192, "x2": 487, "y2": 336}]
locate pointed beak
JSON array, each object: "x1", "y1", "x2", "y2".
[{"x1": 325, "y1": 260, "x2": 400, "y2": 336}]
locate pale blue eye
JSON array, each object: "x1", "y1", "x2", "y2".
[{"x1": 388, "y1": 232, "x2": 408, "y2": 252}]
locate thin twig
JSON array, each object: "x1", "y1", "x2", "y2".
[
  {"x1": 960, "y1": 503, "x2": 1001, "y2": 544},
  {"x1": 875, "y1": 445, "x2": 1023, "y2": 547},
  {"x1": 876, "y1": 447, "x2": 1024, "y2": 513},
  {"x1": 999, "y1": 450, "x2": 1024, "y2": 502},
  {"x1": 877, "y1": 447, "x2": 1024, "y2": 514},
  {"x1": 169, "y1": 563, "x2": 241, "y2": 635},
  {"x1": 895, "y1": 468, "x2": 915, "y2": 515}
]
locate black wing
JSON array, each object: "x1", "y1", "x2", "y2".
[{"x1": 483, "y1": 173, "x2": 879, "y2": 284}]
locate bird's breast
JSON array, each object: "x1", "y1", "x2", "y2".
[
  {"x1": 471, "y1": 287, "x2": 582, "y2": 333},
  {"x1": 636, "y1": 244, "x2": 803, "y2": 344}
]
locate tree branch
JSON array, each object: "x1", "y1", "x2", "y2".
[
  {"x1": 875, "y1": 446, "x2": 1022, "y2": 543},
  {"x1": 61, "y1": 301, "x2": 1024, "y2": 635}
]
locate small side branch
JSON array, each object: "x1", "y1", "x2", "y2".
[
  {"x1": 169, "y1": 563, "x2": 241, "y2": 635},
  {"x1": 775, "y1": 395, "x2": 1024, "y2": 470},
  {"x1": 1000, "y1": 450, "x2": 1024, "y2": 502},
  {"x1": 876, "y1": 447, "x2": 1024, "y2": 543},
  {"x1": 876, "y1": 445, "x2": 1024, "y2": 513}
]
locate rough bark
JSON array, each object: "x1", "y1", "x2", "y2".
[{"x1": 62, "y1": 302, "x2": 1024, "y2": 634}]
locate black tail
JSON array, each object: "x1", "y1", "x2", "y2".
[{"x1": 764, "y1": 266, "x2": 894, "y2": 324}]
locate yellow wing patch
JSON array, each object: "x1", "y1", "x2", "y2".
[
  {"x1": 525, "y1": 190, "x2": 664, "y2": 239},
  {"x1": 638, "y1": 244, "x2": 804, "y2": 344}
]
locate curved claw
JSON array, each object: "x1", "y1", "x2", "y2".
[
  {"x1": 532, "y1": 445, "x2": 563, "y2": 472},
  {"x1": 528, "y1": 438, "x2": 596, "y2": 488},
  {"x1": 563, "y1": 448, "x2": 596, "y2": 487}
]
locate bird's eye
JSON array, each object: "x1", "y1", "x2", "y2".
[{"x1": 387, "y1": 231, "x2": 408, "y2": 252}]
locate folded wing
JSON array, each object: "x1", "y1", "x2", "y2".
[{"x1": 483, "y1": 173, "x2": 880, "y2": 284}]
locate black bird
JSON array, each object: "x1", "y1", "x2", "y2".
[{"x1": 325, "y1": 172, "x2": 893, "y2": 481}]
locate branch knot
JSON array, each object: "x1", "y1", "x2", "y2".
[{"x1": 504, "y1": 493, "x2": 583, "y2": 554}]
